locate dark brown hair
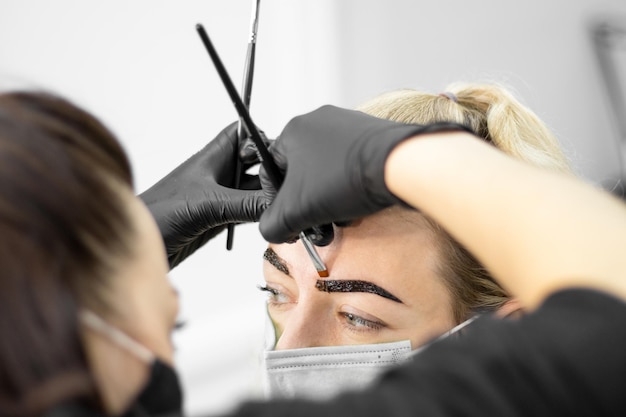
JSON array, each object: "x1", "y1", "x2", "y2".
[{"x1": 0, "y1": 91, "x2": 134, "y2": 415}]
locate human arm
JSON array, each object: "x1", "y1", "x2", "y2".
[
  {"x1": 140, "y1": 122, "x2": 266, "y2": 269},
  {"x1": 385, "y1": 132, "x2": 626, "y2": 308}
]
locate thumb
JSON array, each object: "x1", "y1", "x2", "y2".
[
  {"x1": 258, "y1": 188, "x2": 301, "y2": 244},
  {"x1": 220, "y1": 189, "x2": 268, "y2": 224}
]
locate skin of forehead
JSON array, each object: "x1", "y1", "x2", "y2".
[{"x1": 268, "y1": 207, "x2": 449, "y2": 311}]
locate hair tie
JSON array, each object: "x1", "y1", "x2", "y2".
[{"x1": 439, "y1": 92, "x2": 458, "y2": 103}]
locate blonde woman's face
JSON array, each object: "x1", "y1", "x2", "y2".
[{"x1": 262, "y1": 208, "x2": 456, "y2": 350}]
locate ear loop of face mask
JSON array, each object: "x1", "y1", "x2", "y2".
[
  {"x1": 80, "y1": 310, "x2": 185, "y2": 414},
  {"x1": 409, "y1": 315, "x2": 480, "y2": 357},
  {"x1": 79, "y1": 310, "x2": 155, "y2": 364}
]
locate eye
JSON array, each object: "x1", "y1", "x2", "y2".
[
  {"x1": 258, "y1": 284, "x2": 291, "y2": 306},
  {"x1": 173, "y1": 320, "x2": 187, "y2": 332},
  {"x1": 170, "y1": 319, "x2": 187, "y2": 352},
  {"x1": 339, "y1": 312, "x2": 385, "y2": 332}
]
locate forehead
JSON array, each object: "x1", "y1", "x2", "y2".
[
  {"x1": 344, "y1": 207, "x2": 436, "y2": 240},
  {"x1": 268, "y1": 208, "x2": 444, "y2": 303}
]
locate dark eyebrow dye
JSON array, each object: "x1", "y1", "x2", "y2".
[
  {"x1": 315, "y1": 279, "x2": 403, "y2": 303},
  {"x1": 263, "y1": 248, "x2": 290, "y2": 276}
]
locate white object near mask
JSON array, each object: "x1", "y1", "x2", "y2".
[{"x1": 263, "y1": 339, "x2": 413, "y2": 400}]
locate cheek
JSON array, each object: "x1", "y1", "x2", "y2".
[
  {"x1": 161, "y1": 282, "x2": 180, "y2": 330},
  {"x1": 151, "y1": 283, "x2": 180, "y2": 363},
  {"x1": 143, "y1": 277, "x2": 180, "y2": 345},
  {"x1": 402, "y1": 291, "x2": 457, "y2": 348},
  {"x1": 169, "y1": 289, "x2": 180, "y2": 323}
]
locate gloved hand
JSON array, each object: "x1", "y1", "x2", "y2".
[
  {"x1": 259, "y1": 105, "x2": 472, "y2": 244},
  {"x1": 140, "y1": 122, "x2": 267, "y2": 268}
]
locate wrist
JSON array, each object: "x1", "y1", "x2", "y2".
[{"x1": 384, "y1": 135, "x2": 421, "y2": 204}]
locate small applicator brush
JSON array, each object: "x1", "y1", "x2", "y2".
[{"x1": 300, "y1": 232, "x2": 329, "y2": 277}]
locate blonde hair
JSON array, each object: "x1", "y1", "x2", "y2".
[
  {"x1": 357, "y1": 83, "x2": 570, "y2": 173},
  {"x1": 357, "y1": 83, "x2": 572, "y2": 322}
]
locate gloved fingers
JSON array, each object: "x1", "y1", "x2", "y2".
[
  {"x1": 259, "y1": 206, "x2": 296, "y2": 244},
  {"x1": 239, "y1": 172, "x2": 261, "y2": 190},
  {"x1": 304, "y1": 223, "x2": 334, "y2": 247},
  {"x1": 210, "y1": 122, "x2": 242, "y2": 179},
  {"x1": 258, "y1": 164, "x2": 274, "y2": 201},
  {"x1": 258, "y1": 168, "x2": 335, "y2": 245},
  {"x1": 333, "y1": 220, "x2": 354, "y2": 228},
  {"x1": 238, "y1": 130, "x2": 272, "y2": 166},
  {"x1": 168, "y1": 225, "x2": 226, "y2": 269},
  {"x1": 258, "y1": 130, "x2": 336, "y2": 243},
  {"x1": 239, "y1": 189, "x2": 268, "y2": 223},
  {"x1": 211, "y1": 121, "x2": 240, "y2": 151},
  {"x1": 236, "y1": 132, "x2": 271, "y2": 191},
  {"x1": 258, "y1": 175, "x2": 326, "y2": 243},
  {"x1": 258, "y1": 138, "x2": 286, "y2": 202},
  {"x1": 258, "y1": 131, "x2": 286, "y2": 200},
  {"x1": 208, "y1": 188, "x2": 268, "y2": 224}
]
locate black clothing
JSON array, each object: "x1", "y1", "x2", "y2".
[
  {"x1": 43, "y1": 403, "x2": 108, "y2": 417},
  {"x1": 43, "y1": 403, "x2": 172, "y2": 417},
  {"x1": 230, "y1": 288, "x2": 626, "y2": 417}
]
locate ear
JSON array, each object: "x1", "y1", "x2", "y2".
[{"x1": 495, "y1": 298, "x2": 524, "y2": 319}]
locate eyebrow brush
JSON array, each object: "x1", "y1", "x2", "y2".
[
  {"x1": 227, "y1": 0, "x2": 261, "y2": 251},
  {"x1": 195, "y1": 23, "x2": 329, "y2": 278}
]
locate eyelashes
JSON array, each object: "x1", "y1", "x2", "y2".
[
  {"x1": 258, "y1": 284, "x2": 278, "y2": 296},
  {"x1": 339, "y1": 312, "x2": 385, "y2": 331},
  {"x1": 173, "y1": 320, "x2": 187, "y2": 332},
  {"x1": 257, "y1": 284, "x2": 291, "y2": 307},
  {"x1": 257, "y1": 284, "x2": 281, "y2": 300},
  {"x1": 258, "y1": 284, "x2": 386, "y2": 332}
]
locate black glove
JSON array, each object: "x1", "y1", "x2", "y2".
[
  {"x1": 259, "y1": 105, "x2": 472, "y2": 244},
  {"x1": 140, "y1": 122, "x2": 266, "y2": 268}
]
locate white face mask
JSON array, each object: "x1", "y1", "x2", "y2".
[
  {"x1": 262, "y1": 312, "x2": 478, "y2": 400},
  {"x1": 263, "y1": 339, "x2": 412, "y2": 400}
]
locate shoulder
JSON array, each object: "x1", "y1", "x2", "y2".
[{"x1": 534, "y1": 287, "x2": 626, "y2": 317}]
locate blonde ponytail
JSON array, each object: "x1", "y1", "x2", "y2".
[
  {"x1": 448, "y1": 83, "x2": 571, "y2": 173},
  {"x1": 357, "y1": 83, "x2": 572, "y2": 173}
]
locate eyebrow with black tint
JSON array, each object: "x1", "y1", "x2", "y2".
[
  {"x1": 315, "y1": 279, "x2": 403, "y2": 303},
  {"x1": 263, "y1": 248, "x2": 290, "y2": 276}
]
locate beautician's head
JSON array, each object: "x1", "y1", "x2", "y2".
[
  {"x1": 262, "y1": 82, "x2": 571, "y2": 351},
  {"x1": 0, "y1": 92, "x2": 178, "y2": 415}
]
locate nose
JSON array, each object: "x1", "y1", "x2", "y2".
[{"x1": 275, "y1": 298, "x2": 335, "y2": 350}]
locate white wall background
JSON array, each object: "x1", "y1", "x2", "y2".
[{"x1": 1, "y1": 1, "x2": 625, "y2": 415}]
